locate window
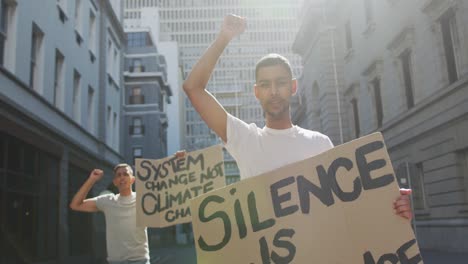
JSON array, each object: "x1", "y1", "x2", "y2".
[
  {"x1": 57, "y1": 0, "x2": 68, "y2": 23},
  {"x1": 130, "y1": 87, "x2": 144, "y2": 104},
  {"x1": 411, "y1": 163, "x2": 428, "y2": 210},
  {"x1": 364, "y1": 0, "x2": 373, "y2": 24},
  {"x1": 74, "y1": 0, "x2": 81, "y2": 33},
  {"x1": 113, "y1": 47, "x2": 118, "y2": 77},
  {"x1": 107, "y1": 106, "x2": 111, "y2": 145},
  {"x1": 131, "y1": 117, "x2": 144, "y2": 135},
  {"x1": 345, "y1": 21, "x2": 352, "y2": 50},
  {"x1": 440, "y1": 9, "x2": 460, "y2": 84},
  {"x1": 0, "y1": 1, "x2": 7, "y2": 65},
  {"x1": 107, "y1": 39, "x2": 112, "y2": 74},
  {"x1": 0, "y1": 0, "x2": 16, "y2": 67},
  {"x1": 30, "y1": 23, "x2": 44, "y2": 92},
  {"x1": 126, "y1": 32, "x2": 152, "y2": 47},
  {"x1": 54, "y1": 49, "x2": 64, "y2": 109},
  {"x1": 371, "y1": 78, "x2": 383, "y2": 128},
  {"x1": 1, "y1": 133, "x2": 59, "y2": 261},
  {"x1": 131, "y1": 58, "x2": 144, "y2": 72},
  {"x1": 133, "y1": 147, "x2": 142, "y2": 160},
  {"x1": 399, "y1": 49, "x2": 415, "y2": 109},
  {"x1": 88, "y1": 10, "x2": 96, "y2": 53},
  {"x1": 113, "y1": 112, "x2": 117, "y2": 148},
  {"x1": 388, "y1": 27, "x2": 415, "y2": 112},
  {"x1": 363, "y1": 60, "x2": 383, "y2": 129},
  {"x1": 87, "y1": 86, "x2": 94, "y2": 132},
  {"x1": 351, "y1": 98, "x2": 360, "y2": 138},
  {"x1": 73, "y1": 70, "x2": 81, "y2": 123},
  {"x1": 345, "y1": 84, "x2": 360, "y2": 140}
]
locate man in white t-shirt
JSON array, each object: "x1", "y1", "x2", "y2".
[
  {"x1": 69, "y1": 164, "x2": 150, "y2": 264},
  {"x1": 182, "y1": 14, "x2": 413, "y2": 220}
]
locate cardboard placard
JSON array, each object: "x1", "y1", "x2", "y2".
[
  {"x1": 136, "y1": 145, "x2": 225, "y2": 228},
  {"x1": 191, "y1": 133, "x2": 423, "y2": 264}
]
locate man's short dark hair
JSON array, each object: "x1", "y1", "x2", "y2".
[
  {"x1": 255, "y1": 53, "x2": 293, "y2": 81},
  {"x1": 113, "y1": 163, "x2": 133, "y2": 176}
]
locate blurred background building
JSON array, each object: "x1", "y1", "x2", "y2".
[
  {"x1": 123, "y1": 28, "x2": 172, "y2": 163},
  {"x1": 0, "y1": 0, "x2": 127, "y2": 263},
  {"x1": 292, "y1": 0, "x2": 468, "y2": 253}
]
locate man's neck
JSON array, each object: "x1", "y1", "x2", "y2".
[
  {"x1": 119, "y1": 189, "x2": 132, "y2": 196},
  {"x1": 265, "y1": 116, "x2": 293, "y2": 130}
]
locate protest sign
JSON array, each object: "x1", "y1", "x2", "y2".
[
  {"x1": 136, "y1": 144, "x2": 225, "y2": 228},
  {"x1": 191, "y1": 133, "x2": 423, "y2": 264}
]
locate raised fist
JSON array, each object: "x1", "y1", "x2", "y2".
[
  {"x1": 221, "y1": 14, "x2": 246, "y2": 40},
  {"x1": 89, "y1": 169, "x2": 104, "y2": 181}
]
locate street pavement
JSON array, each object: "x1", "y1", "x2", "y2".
[{"x1": 151, "y1": 246, "x2": 468, "y2": 264}]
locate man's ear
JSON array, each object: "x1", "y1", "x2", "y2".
[
  {"x1": 254, "y1": 84, "x2": 259, "y2": 100},
  {"x1": 130, "y1": 175, "x2": 136, "y2": 184},
  {"x1": 291, "y1": 79, "x2": 298, "y2": 95}
]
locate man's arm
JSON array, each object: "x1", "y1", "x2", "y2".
[
  {"x1": 183, "y1": 14, "x2": 246, "y2": 142},
  {"x1": 69, "y1": 169, "x2": 104, "y2": 212}
]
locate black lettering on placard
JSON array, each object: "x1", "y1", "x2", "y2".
[
  {"x1": 197, "y1": 195, "x2": 231, "y2": 251},
  {"x1": 363, "y1": 239, "x2": 422, "y2": 264},
  {"x1": 200, "y1": 162, "x2": 224, "y2": 184},
  {"x1": 397, "y1": 239, "x2": 422, "y2": 264},
  {"x1": 297, "y1": 173, "x2": 334, "y2": 214},
  {"x1": 271, "y1": 229, "x2": 296, "y2": 264},
  {"x1": 138, "y1": 153, "x2": 205, "y2": 181},
  {"x1": 141, "y1": 192, "x2": 158, "y2": 215},
  {"x1": 259, "y1": 229, "x2": 296, "y2": 264},
  {"x1": 187, "y1": 153, "x2": 205, "y2": 172},
  {"x1": 137, "y1": 160, "x2": 152, "y2": 181},
  {"x1": 271, "y1": 176, "x2": 299, "y2": 218},
  {"x1": 249, "y1": 191, "x2": 275, "y2": 232},
  {"x1": 356, "y1": 141, "x2": 394, "y2": 190},
  {"x1": 203, "y1": 181, "x2": 214, "y2": 193},
  {"x1": 165, "y1": 207, "x2": 191, "y2": 222},
  {"x1": 232, "y1": 188, "x2": 248, "y2": 239},
  {"x1": 327, "y1": 157, "x2": 362, "y2": 202}
]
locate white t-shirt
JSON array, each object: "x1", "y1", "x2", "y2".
[
  {"x1": 95, "y1": 192, "x2": 149, "y2": 262},
  {"x1": 225, "y1": 114, "x2": 334, "y2": 179}
]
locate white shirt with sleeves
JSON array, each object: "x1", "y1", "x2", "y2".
[
  {"x1": 224, "y1": 114, "x2": 334, "y2": 179},
  {"x1": 95, "y1": 192, "x2": 149, "y2": 262}
]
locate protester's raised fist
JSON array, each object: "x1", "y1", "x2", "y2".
[
  {"x1": 174, "y1": 150, "x2": 187, "y2": 159},
  {"x1": 221, "y1": 14, "x2": 246, "y2": 40},
  {"x1": 89, "y1": 169, "x2": 104, "y2": 181}
]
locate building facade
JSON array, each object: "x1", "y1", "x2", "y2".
[
  {"x1": 123, "y1": 29, "x2": 172, "y2": 164},
  {"x1": 293, "y1": 0, "x2": 468, "y2": 253},
  {"x1": 123, "y1": 3, "x2": 184, "y2": 161},
  {"x1": 0, "y1": 0, "x2": 125, "y2": 262}
]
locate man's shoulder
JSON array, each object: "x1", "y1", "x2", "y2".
[
  {"x1": 296, "y1": 126, "x2": 330, "y2": 140},
  {"x1": 228, "y1": 113, "x2": 261, "y2": 133},
  {"x1": 95, "y1": 193, "x2": 118, "y2": 205}
]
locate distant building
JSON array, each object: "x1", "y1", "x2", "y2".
[
  {"x1": 123, "y1": 28, "x2": 172, "y2": 163},
  {"x1": 293, "y1": 0, "x2": 468, "y2": 253},
  {"x1": 0, "y1": 0, "x2": 125, "y2": 262},
  {"x1": 124, "y1": 3, "x2": 184, "y2": 158}
]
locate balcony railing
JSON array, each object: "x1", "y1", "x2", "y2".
[
  {"x1": 129, "y1": 65, "x2": 145, "y2": 73},
  {"x1": 129, "y1": 125, "x2": 145, "y2": 135},
  {"x1": 129, "y1": 95, "x2": 145, "y2": 105}
]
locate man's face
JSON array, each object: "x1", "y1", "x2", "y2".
[
  {"x1": 254, "y1": 64, "x2": 296, "y2": 120},
  {"x1": 113, "y1": 166, "x2": 135, "y2": 191}
]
